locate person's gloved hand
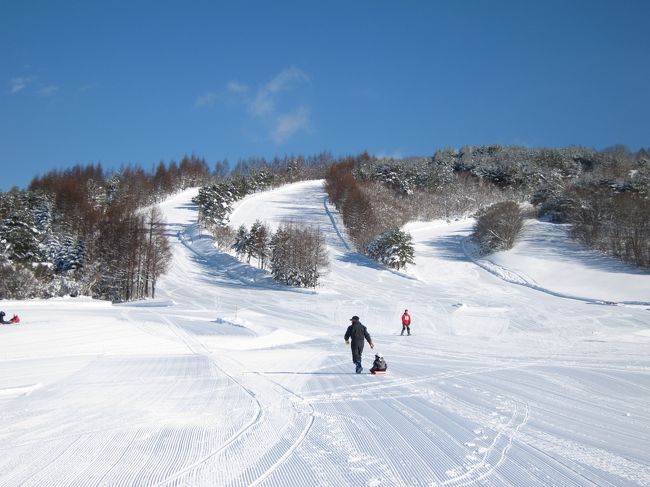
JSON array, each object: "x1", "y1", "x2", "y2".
[{"x1": 345, "y1": 340, "x2": 349, "y2": 345}]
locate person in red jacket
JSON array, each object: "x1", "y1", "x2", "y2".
[{"x1": 400, "y1": 309, "x2": 411, "y2": 336}]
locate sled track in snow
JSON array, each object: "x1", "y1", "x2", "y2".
[
  {"x1": 461, "y1": 237, "x2": 650, "y2": 307},
  {"x1": 322, "y1": 196, "x2": 352, "y2": 251},
  {"x1": 437, "y1": 400, "x2": 529, "y2": 486},
  {"x1": 303, "y1": 358, "x2": 564, "y2": 405}
]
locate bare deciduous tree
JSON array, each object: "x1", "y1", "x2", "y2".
[
  {"x1": 270, "y1": 222, "x2": 328, "y2": 287},
  {"x1": 473, "y1": 201, "x2": 524, "y2": 254}
]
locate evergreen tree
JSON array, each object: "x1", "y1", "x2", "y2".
[
  {"x1": 270, "y1": 226, "x2": 291, "y2": 283},
  {"x1": 0, "y1": 189, "x2": 52, "y2": 266},
  {"x1": 367, "y1": 229, "x2": 415, "y2": 270},
  {"x1": 248, "y1": 220, "x2": 270, "y2": 269},
  {"x1": 232, "y1": 225, "x2": 250, "y2": 262}
]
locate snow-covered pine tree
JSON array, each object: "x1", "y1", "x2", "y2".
[
  {"x1": 232, "y1": 225, "x2": 251, "y2": 262},
  {"x1": 194, "y1": 183, "x2": 236, "y2": 229},
  {"x1": 269, "y1": 225, "x2": 291, "y2": 284},
  {"x1": 248, "y1": 220, "x2": 270, "y2": 269},
  {"x1": 249, "y1": 169, "x2": 273, "y2": 192},
  {"x1": 0, "y1": 189, "x2": 51, "y2": 265},
  {"x1": 428, "y1": 150, "x2": 456, "y2": 190},
  {"x1": 367, "y1": 229, "x2": 415, "y2": 270}
]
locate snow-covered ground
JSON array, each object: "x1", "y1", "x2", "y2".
[{"x1": 1, "y1": 180, "x2": 649, "y2": 486}]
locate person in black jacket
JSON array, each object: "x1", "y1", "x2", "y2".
[{"x1": 344, "y1": 316, "x2": 374, "y2": 374}]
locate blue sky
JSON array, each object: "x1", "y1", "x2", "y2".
[{"x1": 1, "y1": 0, "x2": 649, "y2": 190}]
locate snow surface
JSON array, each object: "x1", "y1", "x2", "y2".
[{"x1": 1, "y1": 179, "x2": 649, "y2": 486}]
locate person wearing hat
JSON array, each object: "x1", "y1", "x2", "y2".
[
  {"x1": 400, "y1": 309, "x2": 411, "y2": 336},
  {"x1": 344, "y1": 315, "x2": 374, "y2": 374},
  {"x1": 370, "y1": 353, "x2": 387, "y2": 375}
]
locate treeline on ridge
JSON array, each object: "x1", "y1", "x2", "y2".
[
  {"x1": 324, "y1": 145, "x2": 650, "y2": 266},
  {"x1": 2, "y1": 145, "x2": 649, "y2": 302},
  {"x1": 0, "y1": 153, "x2": 333, "y2": 300}
]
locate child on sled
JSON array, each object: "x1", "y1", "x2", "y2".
[
  {"x1": 370, "y1": 353, "x2": 388, "y2": 375},
  {"x1": 0, "y1": 311, "x2": 20, "y2": 324}
]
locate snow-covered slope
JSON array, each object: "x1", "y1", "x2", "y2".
[
  {"x1": 466, "y1": 219, "x2": 650, "y2": 304},
  {"x1": 1, "y1": 180, "x2": 649, "y2": 486}
]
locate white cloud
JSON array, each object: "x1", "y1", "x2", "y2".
[
  {"x1": 249, "y1": 66, "x2": 309, "y2": 117},
  {"x1": 195, "y1": 92, "x2": 218, "y2": 108},
  {"x1": 10, "y1": 77, "x2": 32, "y2": 94},
  {"x1": 227, "y1": 81, "x2": 248, "y2": 93},
  {"x1": 37, "y1": 85, "x2": 59, "y2": 97},
  {"x1": 9, "y1": 77, "x2": 60, "y2": 98},
  {"x1": 201, "y1": 67, "x2": 312, "y2": 143},
  {"x1": 271, "y1": 106, "x2": 311, "y2": 145}
]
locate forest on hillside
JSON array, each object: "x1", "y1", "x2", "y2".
[
  {"x1": 0, "y1": 153, "x2": 332, "y2": 301},
  {"x1": 324, "y1": 145, "x2": 650, "y2": 264},
  {"x1": 1, "y1": 146, "x2": 648, "y2": 301}
]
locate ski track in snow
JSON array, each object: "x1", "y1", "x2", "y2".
[
  {"x1": 461, "y1": 234, "x2": 650, "y2": 307},
  {"x1": 1, "y1": 180, "x2": 649, "y2": 486}
]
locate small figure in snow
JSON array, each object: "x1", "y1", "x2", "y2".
[
  {"x1": 370, "y1": 353, "x2": 388, "y2": 375},
  {"x1": 400, "y1": 309, "x2": 411, "y2": 336},
  {"x1": 0, "y1": 312, "x2": 20, "y2": 324},
  {"x1": 344, "y1": 316, "x2": 374, "y2": 374}
]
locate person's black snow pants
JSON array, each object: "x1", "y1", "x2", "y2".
[{"x1": 351, "y1": 342, "x2": 364, "y2": 364}]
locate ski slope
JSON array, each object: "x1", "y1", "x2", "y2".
[{"x1": 1, "y1": 180, "x2": 649, "y2": 486}]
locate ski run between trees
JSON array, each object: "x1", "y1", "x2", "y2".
[{"x1": 1, "y1": 180, "x2": 649, "y2": 486}]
